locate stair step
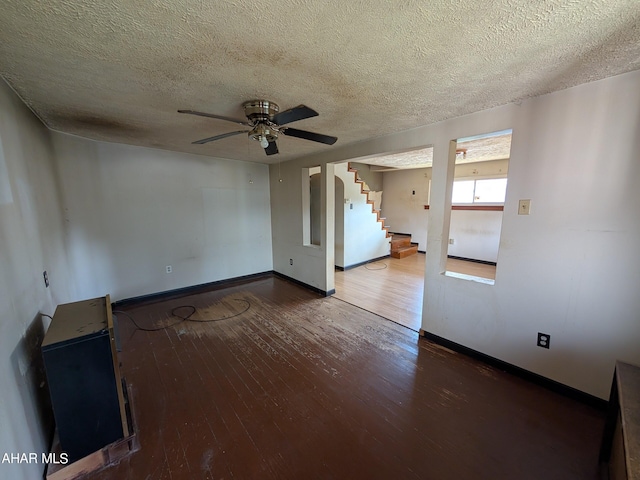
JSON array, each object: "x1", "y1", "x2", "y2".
[
  {"x1": 391, "y1": 235, "x2": 412, "y2": 248},
  {"x1": 390, "y1": 245, "x2": 418, "y2": 259}
]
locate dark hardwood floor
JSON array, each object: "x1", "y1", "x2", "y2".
[{"x1": 90, "y1": 276, "x2": 604, "y2": 479}]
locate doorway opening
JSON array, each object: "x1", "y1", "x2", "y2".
[{"x1": 330, "y1": 145, "x2": 432, "y2": 332}]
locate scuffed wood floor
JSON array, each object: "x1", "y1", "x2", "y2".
[{"x1": 90, "y1": 276, "x2": 604, "y2": 479}]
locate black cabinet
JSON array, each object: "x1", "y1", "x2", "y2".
[
  {"x1": 42, "y1": 295, "x2": 128, "y2": 462},
  {"x1": 600, "y1": 361, "x2": 640, "y2": 480}
]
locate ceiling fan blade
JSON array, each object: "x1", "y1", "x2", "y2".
[
  {"x1": 282, "y1": 127, "x2": 338, "y2": 145},
  {"x1": 264, "y1": 141, "x2": 279, "y2": 155},
  {"x1": 272, "y1": 105, "x2": 318, "y2": 126},
  {"x1": 192, "y1": 130, "x2": 248, "y2": 144},
  {"x1": 178, "y1": 110, "x2": 250, "y2": 126}
]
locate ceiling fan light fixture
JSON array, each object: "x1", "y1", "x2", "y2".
[{"x1": 249, "y1": 123, "x2": 277, "y2": 145}]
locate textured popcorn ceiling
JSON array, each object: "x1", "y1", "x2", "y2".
[
  {"x1": 1, "y1": 1, "x2": 639, "y2": 164},
  {"x1": 456, "y1": 132, "x2": 512, "y2": 164},
  {"x1": 359, "y1": 132, "x2": 511, "y2": 171},
  {"x1": 364, "y1": 147, "x2": 435, "y2": 171}
]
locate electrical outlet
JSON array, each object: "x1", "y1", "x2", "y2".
[
  {"x1": 166, "y1": 265, "x2": 172, "y2": 274},
  {"x1": 448, "y1": 238, "x2": 455, "y2": 245},
  {"x1": 289, "y1": 259, "x2": 293, "y2": 266},
  {"x1": 537, "y1": 332, "x2": 550, "y2": 349},
  {"x1": 43, "y1": 271, "x2": 49, "y2": 288}
]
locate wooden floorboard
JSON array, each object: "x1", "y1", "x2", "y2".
[
  {"x1": 334, "y1": 254, "x2": 496, "y2": 331},
  {"x1": 90, "y1": 276, "x2": 604, "y2": 479},
  {"x1": 446, "y1": 257, "x2": 497, "y2": 280}
]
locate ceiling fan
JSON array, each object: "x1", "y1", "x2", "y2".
[{"x1": 178, "y1": 100, "x2": 338, "y2": 155}]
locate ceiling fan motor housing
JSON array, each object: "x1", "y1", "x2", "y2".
[
  {"x1": 243, "y1": 100, "x2": 279, "y2": 123},
  {"x1": 243, "y1": 100, "x2": 280, "y2": 142}
]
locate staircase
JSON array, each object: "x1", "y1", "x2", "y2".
[
  {"x1": 347, "y1": 163, "x2": 391, "y2": 238},
  {"x1": 390, "y1": 233, "x2": 418, "y2": 259}
]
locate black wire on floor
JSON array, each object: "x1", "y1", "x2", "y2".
[
  {"x1": 113, "y1": 298, "x2": 251, "y2": 333},
  {"x1": 364, "y1": 261, "x2": 388, "y2": 270}
]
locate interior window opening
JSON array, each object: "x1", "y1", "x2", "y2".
[
  {"x1": 444, "y1": 129, "x2": 512, "y2": 285},
  {"x1": 302, "y1": 166, "x2": 321, "y2": 246}
]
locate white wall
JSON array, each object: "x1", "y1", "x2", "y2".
[
  {"x1": 270, "y1": 69, "x2": 640, "y2": 399},
  {"x1": 270, "y1": 160, "x2": 327, "y2": 291},
  {"x1": 448, "y1": 210, "x2": 503, "y2": 262},
  {"x1": 0, "y1": 76, "x2": 274, "y2": 475},
  {"x1": 382, "y1": 159, "x2": 509, "y2": 259},
  {"x1": 269, "y1": 159, "x2": 384, "y2": 288},
  {"x1": 334, "y1": 163, "x2": 390, "y2": 268},
  {"x1": 0, "y1": 81, "x2": 71, "y2": 480},
  {"x1": 381, "y1": 168, "x2": 431, "y2": 250},
  {"x1": 349, "y1": 162, "x2": 383, "y2": 191},
  {"x1": 51, "y1": 134, "x2": 273, "y2": 302},
  {"x1": 426, "y1": 71, "x2": 640, "y2": 399}
]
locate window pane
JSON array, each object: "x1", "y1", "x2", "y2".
[
  {"x1": 474, "y1": 178, "x2": 507, "y2": 203},
  {"x1": 452, "y1": 180, "x2": 475, "y2": 203}
]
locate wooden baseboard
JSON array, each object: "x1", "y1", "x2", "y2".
[
  {"x1": 273, "y1": 271, "x2": 335, "y2": 297},
  {"x1": 447, "y1": 255, "x2": 497, "y2": 266},
  {"x1": 113, "y1": 270, "x2": 336, "y2": 309},
  {"x1": 112, "y1": 271, "x2": 273, "y2": 308},
  {"x1": 419, "y1": 329, "x2": 607, "y2": 411},
  {"x1": 335, "y1": 255, "x2": 391, "y2": 271}
]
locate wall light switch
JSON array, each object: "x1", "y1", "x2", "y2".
[{"x1": 518, "y1": 199, "x2": 531, "y2": 215}]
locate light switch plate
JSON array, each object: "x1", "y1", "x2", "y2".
[{"x1": 518, "y1": 199, "x2": 531, "y2": 215}]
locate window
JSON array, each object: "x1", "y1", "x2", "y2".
[
  {"x1": 451, "y1": 178, "x2": 507, "y2": 205},
  {"x1": 451, "y1": 180, "x2": 475, "y2": 204}
]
